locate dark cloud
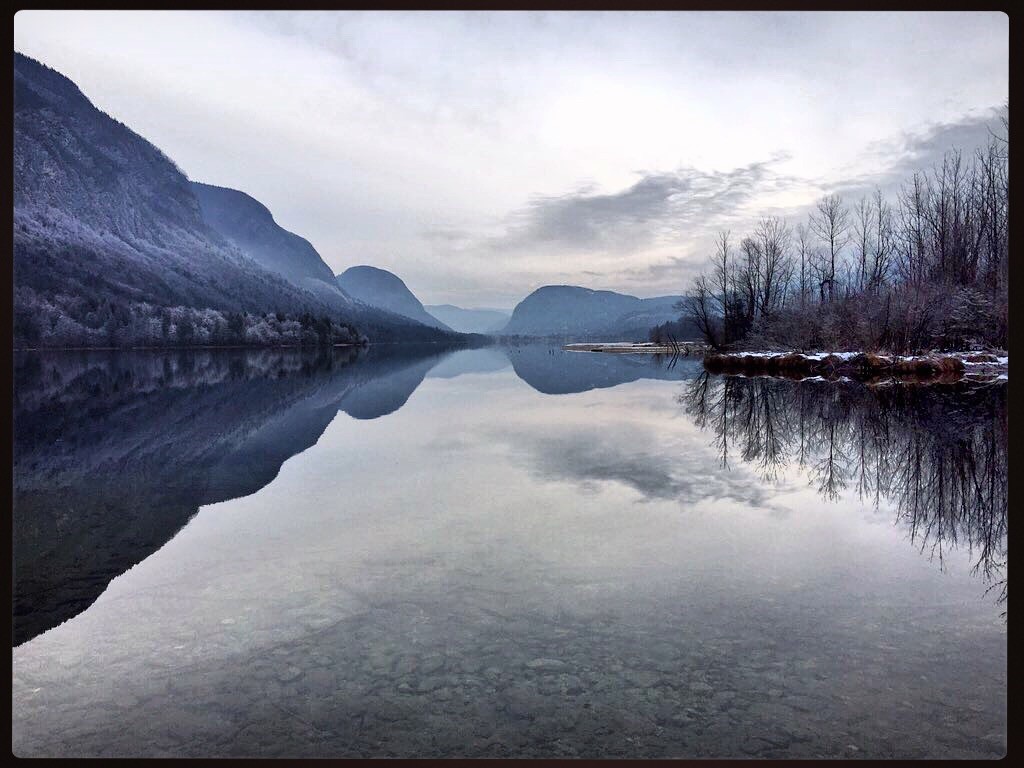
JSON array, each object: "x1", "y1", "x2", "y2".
[
  {"x1": 604, "y1": 110, "x2": 1009, "y2": 293},
  {"x1": 491, "y1": 154, "x2": 799, "y2": 254},
  {"x1": 420, "y1": 109, "x2": 1007, "y2": 302},
  {"x1": 830, "y1": 106, "x2": 1006, "y2": 200},
  {"x1": 616, "y1": 255, "x2": 695, "y2": 281}
]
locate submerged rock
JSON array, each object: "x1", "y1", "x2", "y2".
[{"x1": 525, "y1": 658, "x2": 567, "y2": 671}]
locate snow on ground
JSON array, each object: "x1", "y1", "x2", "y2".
[
  {"x1": 726, "y1": 350, "x2": 1007, "y2": 366},
  {"x1": 712, "y1": 350, "x2": 1008, "y2": 383}
]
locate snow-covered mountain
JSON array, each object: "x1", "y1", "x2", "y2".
[{"x1": 13, "y1": 52, "x2": 451, "y2": 346}]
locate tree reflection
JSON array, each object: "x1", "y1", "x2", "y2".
[{"x1": 682, "y1": 373, "x2": 1008, "y2": 610}]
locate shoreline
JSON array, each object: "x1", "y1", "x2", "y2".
[
  {"x1": 9, "y1": 340, "x2": 494, "y2": 353},
  {"x1": 563, "y1": 342, "x2": 708, "y2": 355},
  {"x1": 705, "y1": 350, "x2": 1008, "y2": 384},
  {"x1": 562, "y1": 343, "x2": 1008, "y2": 383}
]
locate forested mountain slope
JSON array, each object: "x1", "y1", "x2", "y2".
[{"x1": 13, "y1": 52, "x2": 451, "y2": 347}]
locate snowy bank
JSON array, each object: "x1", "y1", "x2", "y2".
[{"x1": 703, "y1": 351, "x2": 1007, "y2": 383}]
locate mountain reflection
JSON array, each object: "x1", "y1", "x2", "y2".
[
  {"x1": 14, "y1": 344, "x2": 701, "y2": 645},
  {"x1": 12, "y1": 345, "x2": 453, "y2": 645},
  {"x1": 682, "y1": 373, "x2": 1008, "y2": 610},
  {"x1": 14, "y1": 346, "x2": 1005, "y2": 645},
  {"x1": 508, "y1": 345, "x2": 697, "y2": 394}
]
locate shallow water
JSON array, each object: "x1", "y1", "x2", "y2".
[{"x1": 11, "y1": 345, "x2": 1007, "y2": 758}]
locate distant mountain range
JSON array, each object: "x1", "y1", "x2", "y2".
[
  {"x1": 13, "y1": 51, "x2": 691, "y2": 348},
  {"x1": 501, "y1": 285, "x2": 690, "y2": 340},
  {"x1": 332, "y1": 272, "x2": 691, "y2": 341},
  {"x1": 424, "y1": 304, "x2": 511, "y2": 334},
  {"x1": 335, "y1": 266, "x2": 519, "y2": 335}
]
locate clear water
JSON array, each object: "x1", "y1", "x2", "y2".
[{"x1": 11, "y1": 345, "x2": 1007, "y2": 758}]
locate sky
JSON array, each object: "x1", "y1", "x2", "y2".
[{"x1": 14, "y1": 11, "x2": 1008, "y2": 309}]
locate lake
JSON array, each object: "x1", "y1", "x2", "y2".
[{"x1": 11, "y1": 345, "x2": 1007, "y2": 758}]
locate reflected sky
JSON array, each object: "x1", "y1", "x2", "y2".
[{"x1": 12, "y1": 346, "x2": 1007, "y2": 758}]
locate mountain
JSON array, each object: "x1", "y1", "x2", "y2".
[
  {"x1": 336, "y1": 266, "x2": 452, "y2": 331},
  {"x1": 188, "y1": 184, "x2": 460, "y2": 342},
  {"x1": 12, "y1": 52, "x2": 450, "y2": 347},
  {"x1": 190, "y1": 182, "x2": 342, "y2": 297},
  {"x1": 424, "y1": 304, "x2": 511, "y2": 334},
  {"x1": 500, "y1": 285, "x2": 689, "y2": 340}
]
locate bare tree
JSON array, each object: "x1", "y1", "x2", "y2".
[
  {"x1": 710, "y1": 230, "x2": 732, "y2": 346},
  {"x1": 795, "y1": 222, "x2": 814, "y2": 308},
  {"x1": 753, "y1": 216, "x2": 792, "y2": 318},
  {"x1": 853, "y1": 195, "x2": 873, "y2": 292},
  {"x1": 684, "y1": 274, "x2": 720, "y2": 349},
  {"x1": 738, "y1": 235, "x2": 762, "y2": 326},
  {"x1": 680, "y1": 115, "x2": 1007, "y2": 353},
  {"x1": 868, "y1": 188, "x2": 895, "y2": 290},
  {"x1": 809, "y1": 194, "x2": 851, "y2": 302}
]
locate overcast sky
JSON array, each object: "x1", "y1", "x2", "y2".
[{"x1": 15, "y1": 11, "x2": 1008, "y2": 309}]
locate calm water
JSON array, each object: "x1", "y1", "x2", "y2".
[{"x1": 11, "y1": 345, "x2": 1007, "y2": 758}]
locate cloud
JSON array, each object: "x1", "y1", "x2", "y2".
[
  {"x1": 418, "y1": 106, "x2": 1008, "y2": 302},
  {"x1": 421, "y1": 228, "x2": 476, "y2": 246},
  {"x1": 827, "y1": 106, "x2": 1006, "y2": 200},
  {"x1": 14, "y1": 11, "x2": 1007, "y2": 308},
  {"x1": 490, "y1": 154, "x2": 799, "y2": 256}
]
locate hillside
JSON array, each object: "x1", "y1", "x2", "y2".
[
  {"x1": 13, "y1": 52, "x2": 450, "y2": 347},
  {"x1": 190, "y1": 182, "x2": 344, "y2": 297},
  {"x1": 337, "y1": 266, "x2": 452, "y2": 332},
  {"x1": 501, "y1": 285, "x2": 688, "y2": 340}
]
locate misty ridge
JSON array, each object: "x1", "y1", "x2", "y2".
[{"x1": 424, "y1": 305, "x2": 511, "y2": 335}]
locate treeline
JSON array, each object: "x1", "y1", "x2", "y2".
[
  {"x1": 684, "y1": 111, "x2": 1008, "y2": 353},
  {"x1": 13, "y1": 287, "x2": 367, "y2": 349},
  {"x1": 648, "y1": 317, "x2": 702, "y2": 344}
]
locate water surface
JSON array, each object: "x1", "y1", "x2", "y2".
[{"x1": 12, "y1": 346, "x2": 1007, "y2": 758}]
